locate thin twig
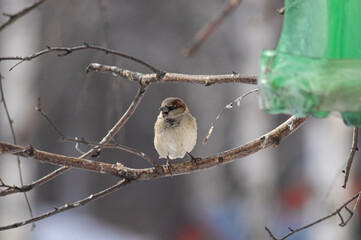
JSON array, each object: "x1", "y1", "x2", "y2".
[
  {"x1": 86, "y1": 63, "x2": 257, "y2": 85},
  {"x1": 36, "y1": 98, "x2": 159, "y2": 166},
  {"x1": 0, "y1": 167, "x2": 68, "y2": 196},
  {"x1": 0, "y1": 83, "x2": 149, "y2": 196},
  {"x1": 341, "y1": 193, "x2": 361, "y2": 227},
  {"x1": 265, "y1": 227, "x2": 277, "y2": 240},
  {"x1": 0, "y1": 43, "x2": 161, "y2": 73},
  {"x1": 182, "y1": 0, "x2": 243, "y2": 57},
  {"x1": 35, "y1": 97, "x2": 65, "y2": 138},
  {"x1": 0, "y1": 76, "x2": 34, "y2": 222},
  {"x1": 342, "y1": 127, "x2": 359, "y2": 188},
  {"x1": 0, "y1": 179, "x2": 129, "y2": 231},
  {"x1": 60, "y1": 138, "x2": 160, "y2": 168},
  {"x1": 0, "y1": 0, "x2": 48, "y2": 32},
  {"x1": 265, "y1": 191, "x2": 361, "y2": 240},
  {"x1": 31, "y1": 106, "x2": 160, "y2": 167},
  {"x1": 203, "y1": 88, "x2": 258, "y2": 144},
  {"x1": 0, "y1": 178, "x2": 20, "y2": 190}
]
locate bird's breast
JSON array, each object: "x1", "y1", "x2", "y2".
[{"x1": 154, "y1": 115, "x2": 197, "y2": 159}]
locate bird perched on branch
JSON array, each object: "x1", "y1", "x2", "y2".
[{"x1": 154, "y1": 97, "x2": 197, "y2": 166}]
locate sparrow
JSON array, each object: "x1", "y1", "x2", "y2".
[{"x1": 154, "y1": 97, "x2": 197, "y2": 164}]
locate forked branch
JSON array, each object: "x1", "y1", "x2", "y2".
[
  {"x1": 0, "y1": 0, "x2": 49, "y2": 32},
  {"x1": 0, "y1": 115, "x2": 307, "y2": 230},
  {"x1": 265, "y1": 191, "x2": 361, "y2": 240},
  {"x1": 0, "y1": 83, "x2": 149, "y2": 197},
  {"x1": 1, "y1": 115, "x2": 307, "y2": 184}
]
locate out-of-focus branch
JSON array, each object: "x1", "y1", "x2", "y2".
[
  {"x1": 0, "y1": 179, "x2": 129, "y2": 231},
  {"x1": 0, "y1": 77, "x2": 34, "y2": 221},
  {"x1": 0, "y1": 0, "x2": 49, "y2": 32},
  {"x1": 86, "y1": 63, "x2": 257, "y2": 85},
  {"x1": 265, "y1": 191, "x2": 361, "y2": 240},
  {"x1": 342, "y1": 127, "x2": 359, "y2": 188},
  {"x1": 182, "y1": 0, "x2": 243, "y2": 57}
]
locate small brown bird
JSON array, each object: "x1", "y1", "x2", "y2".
[{"x1": 154, "y1": 97, "x2": 197, "y2": 162}]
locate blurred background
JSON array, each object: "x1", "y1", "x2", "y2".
[{"x1": 0, "y1": 0, "x2": 360, "y2": 239}]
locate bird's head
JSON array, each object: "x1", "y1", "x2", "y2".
[{"x1": 159, "y1": 97, "x2": 189, "y2": 118}]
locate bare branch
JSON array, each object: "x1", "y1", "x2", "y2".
[
  {"x1": 0, "y1": 44, "x2": 161, "y2": 73},
  {"x1": 0, "y1": 0, "x2": 49, "y2": 32},
  {"x1": 0, "y1": 76, "x2": 34, "y2": 220},
  {"x1": 342, "y1": 127, "x2": 359, "y2": 188},
  {"x1": 0, "y1": 44, "x2": 257, "y2": 84},
  {"x1": 35, "y1": 97, "x2": 159, "y2": 169},
  {"x1": 203, "y1": 88, "x2": 258, "y2": 144},
  {"x1": 1, "y1": 59, "x2": 256, "y2": 197},
  {"x1": 0, "y1": 179, "x2": 129, "y2": 231},
  {"x1": 0, "y1": 167, "x2": 68, "y2": 196},
  {"x1": 265, "y1": 191, "x2": 361, "y2": 240},
  {"x1": 0, "y1": 84, "x2": 149, "y2": 196},
  {"x1": 265, "y1": 226, "x2": 277, "y2": 240},
  {"x1": 35, "y1": 97, "x2": 65, "y2": 139},
  {"x1": 86, "y1": 63, "x2": 257, "y2": 85},
  {"x1": 61, "y1": 138, "x2": 161, "y2": 169},
  {"x1": 1, "y1": 115, "x2": 308, "y2": 180},
  {"x1": 0, "y1": 115, "x2": 307, "y2": 229},
  {"x1": 182, "y1": 0, "x2": 243, "y2": 57}
]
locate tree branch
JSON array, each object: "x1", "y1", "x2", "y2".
[
  {"x1": 265, "y1": 191, "x2": 361, "y2": 240},
  {"x1": 0, "y1": 43, "x2": 161, "y2": 73},
  {"x1": 0, "y1": 179, "x2": 129, "y2": 231},
  {"x1": 35, "y1": 99, "x2": 160, "y2": 167},
  {"x1": 61, "y1": 138, "x2": 161, "y2": 168},
  {"x1": 0, "y1": 0, "x2": 49, "y2": 32},
  {"x1": 0, "y1": 115, "x2": 307, "y2": 229},
  {"x1": 1, "y1": 115, "x2": 308, "y2": 181},
  {"x1": 86, "y1": 63, "x2": 257, "y2": 85},
  {"x1": 342, "y1": 127, "x2": 359, "y2": 188},
  {"x1": 0, "y1": 76, "x2": 34, "y2": 221},
  {"x1": 182, "y1": 0, "x2": 244, "y2": 57},
  {"x1": 203, "y1": 88, "x2": 259, "y2": 144},
  {"x1": 0, "y1": 83, "x2": 149, "y2": 196},
  {"x1": 0, "y1": 47, "x2": 257, "y2": 197}
]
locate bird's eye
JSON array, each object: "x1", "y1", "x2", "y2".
[{"x1": 167, "y1": 106, "x2": 176, "y2": 111}]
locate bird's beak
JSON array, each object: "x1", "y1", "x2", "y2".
[{"x1": 159, "y1": 106, "x2": 168, "y2": 113}]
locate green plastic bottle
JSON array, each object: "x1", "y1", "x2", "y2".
[{"x1": 258, "y1": 0, "x2": 361, "y2": 126}]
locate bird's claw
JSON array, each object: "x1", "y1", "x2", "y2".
[
  {"x1": 166, "y1": 156, "x2": 174, "y2": 174},
  {"x1": 187, "y1": 152, "x2": 200, "y2": 168}
]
